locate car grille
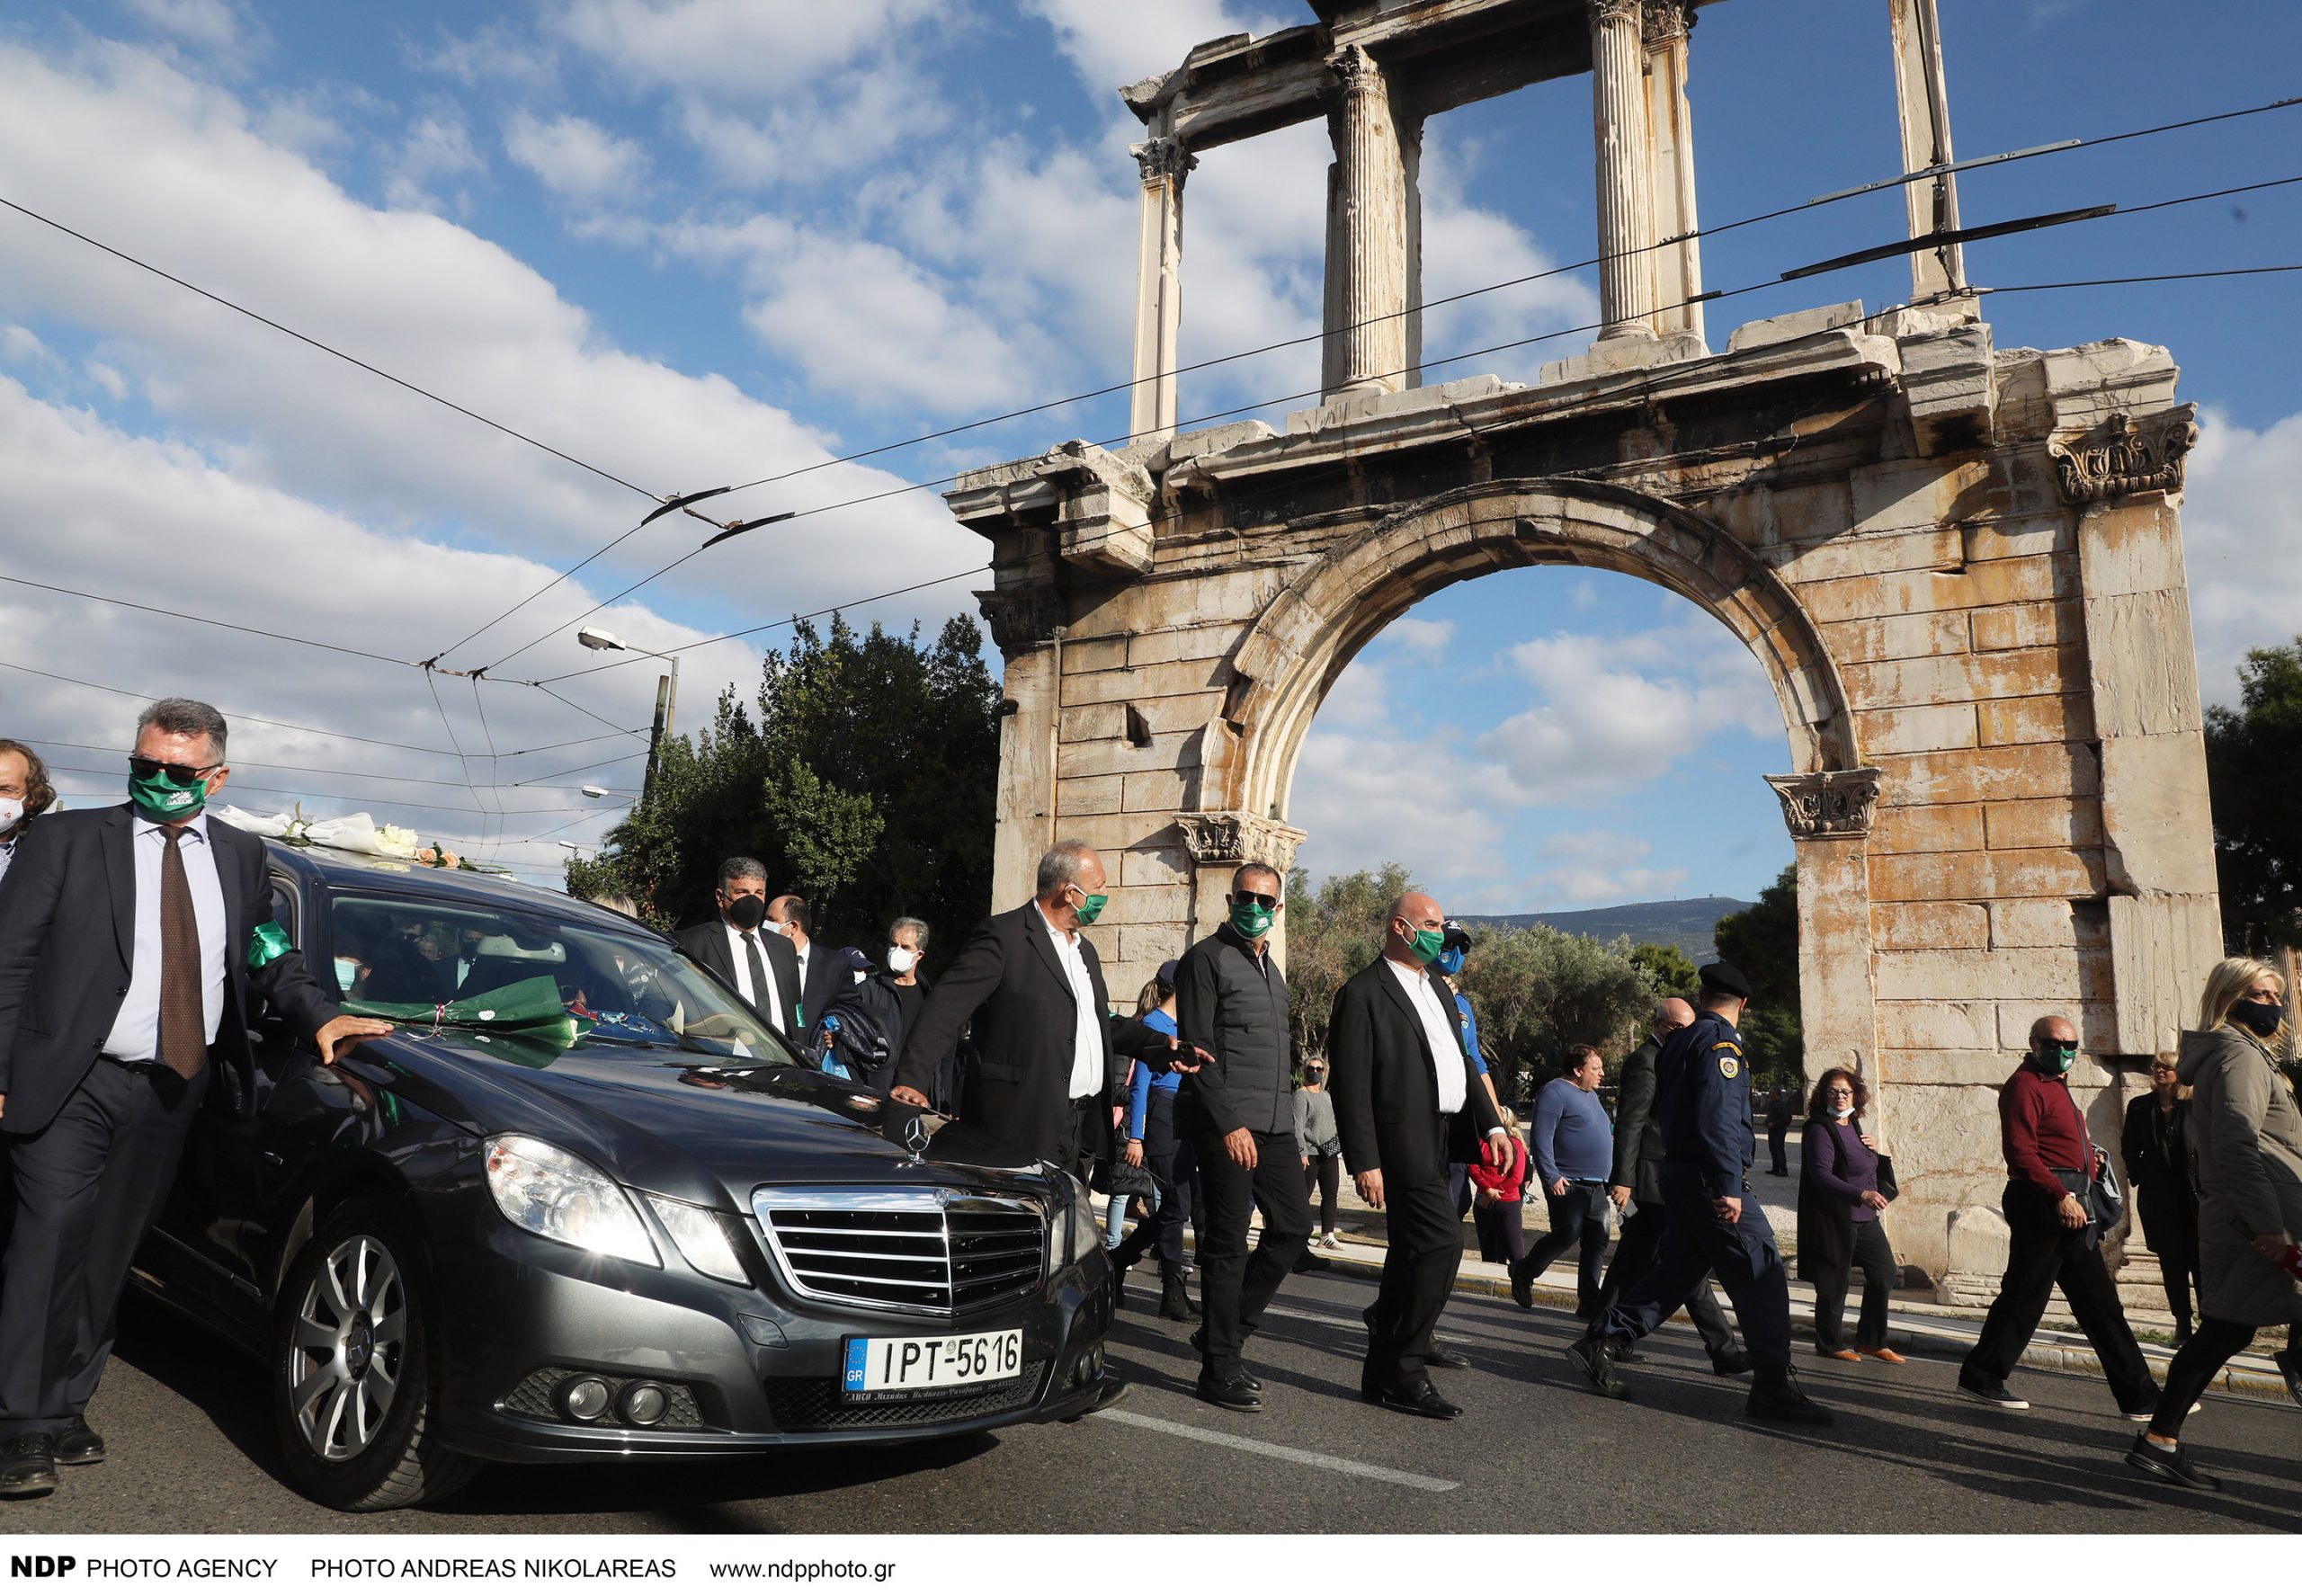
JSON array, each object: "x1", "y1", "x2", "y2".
[
  {"x1": 750, "y1": 1187, "x2": 1046, "y2": 1317},
  {"x1": 763, "y1": 1363, "x2": 1047, "y2": 1433}
]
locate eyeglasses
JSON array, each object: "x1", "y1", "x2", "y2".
[
  {"x1": 1825, "y1": 1087, "x2": 1856, "y2": 1098},
  {"x1": 129, "y1": 755, "x2": 221, "y2": 784},
  {"x1": 1234, "y1": 890, "x2": 1281, "y2": 910}
]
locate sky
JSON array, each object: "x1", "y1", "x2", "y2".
[{"x1": 0, "y1": 0, "x2": 2295, "y2": 913}]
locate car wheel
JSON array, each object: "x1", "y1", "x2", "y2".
[{"x1": 272, "y1": 1199, "x2": 475, "y2": 1511}]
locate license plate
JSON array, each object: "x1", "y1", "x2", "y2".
[{"x1": 841, "y1": 1329, "x2": 1023, "y2": 1403}]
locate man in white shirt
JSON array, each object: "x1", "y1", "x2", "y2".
[
  {"x1": 674, "y1": 858, "x2": 800, "y2": 1039},
  {"x1": 770, "y1": 894, "x2": 842, "y2": 1038}
]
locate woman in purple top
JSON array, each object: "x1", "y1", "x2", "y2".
[{"x1": 1794, "y1": 1068, "x2": 1905, "y2": 1364}]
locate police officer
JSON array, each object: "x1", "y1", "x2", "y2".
[{"x1": 1566, "y1": 962, "x2": 1831, "y2": 1425}]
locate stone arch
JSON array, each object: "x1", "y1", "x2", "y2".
[{"x1": 1217, "y1": 477, "x2": 1860, "y2": 824}]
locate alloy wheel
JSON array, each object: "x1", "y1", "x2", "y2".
[{"x1": 287, "y1": 1233, "x2": 407, "y2": 1462}]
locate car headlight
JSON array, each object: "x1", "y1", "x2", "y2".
[
  {"x1": 1056, "y1": 1169, "x2": 1099, "y2": 1270},
  {"x1": 646, "y1": 1194, "x2": 748, "y2": 1284},
  {"x1": 485, "y1": 1135, "x2": 660, "y2": 1267}
]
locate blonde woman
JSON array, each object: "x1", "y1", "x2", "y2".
[{"x1": 2126, "y1": 958, "x2": 2302, "y2": 1493}]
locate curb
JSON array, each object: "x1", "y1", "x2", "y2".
[{"x1": 1303, "y1": 1248, "x2": 2296, "y2": 1403}]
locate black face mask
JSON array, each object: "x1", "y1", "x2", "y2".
[
  {"x1": 2229, "y1": 998, "x2": 2284, "y2": 1039},
  {"x1": 725, "y1": 894, "x2": 769, "y2": 932}
]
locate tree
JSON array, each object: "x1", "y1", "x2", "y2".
[
  {"x1": 1713, "y1": 863, "x2": 1802, "y2": 1088},
  {"x1": 1628, "y1": 941, "x2": 1698, "y2": 997},
  {"x1": 2206, "y1": 639, "x2": 2302, "y2": 954},
  {"x1": 1283, "y1": 863, "x2": 1415, "y2": 1058},
  {"x1": 567, "y1": 613, "x2": 1001, "y2": 968}
]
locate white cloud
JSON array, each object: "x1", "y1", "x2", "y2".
[
  {"x1": 552, "y1": 0, "x2": 950, "y2": 95},
  {"x1": 408, "y1": 21, "x2": 560, "y2": 90},
  {"x1": 1288, "y1": 723, "x2": 1509, "y2": 893},
  {"x1": 125, "y1": 0, "x2": 257, "y2": 58},
  {"x1": 2181, "y1": 405, "x2": 2302, "y2": 707},
  {"x1": 84, "y1": 360, "x2": 127, "y2": 399},
  {"x1": 504, "y1": 111, "x2": 648, "y2": 203},
  {"x1": 1, "y1": 325, "x2": 58, "y2": 370},
  {"x1": 386, "y1": 110, "x2": 486, "y2": 213},
  {"x1": 1380, "y1": 618, "x2": 1455, "y2": 659},
  {"x1": 1022, "y1": 0, "x2": 1289, "y2": 97},
  {"x1": 1521, "y1": 830, "x2": 1688, "y2": 908}
]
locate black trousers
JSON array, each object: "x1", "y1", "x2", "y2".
[
  {"x1": 1813, "y1": 1218, "x2": 1897, "y2": 1351},
  {"x1": 0, "y1": 1057, "x2": 209, "y2": 1440},
  {"x1": 1049, "y1": 1093, "x2": 1101, "y2": 1182},
  {"x1": 1365, "y1": 1147, "x2": 1459, "y2": 1386},
  {"x1": 1598, "y1": 1164, "x2": 1792, "y2": 1371},
  {"x1": 1767, "y1": 1126, "x2": 1789, "y2": 1175},
  {"x1": 1116, "y1": 1089, "x2": 1198, "y2": 1270},
  {"x1": 1512, "y1": 1181, "x2": 1611, "y2": 1314},
  {"x1": 1193, "y1": 1126, "x2": 1311, "y2": 1372},
  {"x1": 1589, "y1": 1198, "x2": 1743, "y2": 1361},
  {"x1": 2150, "y1": 1316, "x2": 2264, "y2": 1438},
  {"x1": 1474, "y1": 1198, "x2": 1524, "y2": 1265},
  {"x1": 1959, "y1": 1181, "x2": 2159, "y2": 1413},
  {"x1": 1304, "y1": 1151, "x2": 1340, "y2": 1234}
]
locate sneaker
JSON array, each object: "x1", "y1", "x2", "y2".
[
  {"x1": 1959, "y1": 1377, "x2": 2029, "y2": 1411},
  {"x1": 2276, "y1": 1348, "x2": 2302, "y2": 1409},
  {"x1": 1325, "y1": 1230, "x2": 1343, "y2": 1249},
  {"x1": 2122, "y1": 1399, "x2": 2202, "y2": 1423},
  {"x1": 2124, "y1": 1435, "x2": 2223, "y2": 1492}
]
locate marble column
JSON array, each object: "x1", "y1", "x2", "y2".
[
  {"x1": 1642, "y1": 0, "x2": 1703, "y2": 344},
  {"x1": 1323, "y1": 44, "x2": 1412, "y2": 400},
  {"x1": 1589, "y1": 0, "x2": 1658, "y2": 342},
  {"x1": 1129, "y1": 132, "x2": 1195, "y2": 441},
  {"x1": 1887, "y1": 0, "x2": 1966, "y2": 300}
]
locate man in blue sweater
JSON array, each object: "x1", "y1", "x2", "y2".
[{"x1": 1507, "y1": 1044, "x2": 1615, "y2": 1315}]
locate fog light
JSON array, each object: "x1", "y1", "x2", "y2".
[
  {"x1": 620, "y1": 1382, "x2": 670, "y2": 1426},
  {"x1": 559, "y1": 1376, "x2": 611, "y2": 1422}
]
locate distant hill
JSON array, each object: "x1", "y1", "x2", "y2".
[{"x1": 1459, "y1": 896, "x2": 1755, "y2": 964}]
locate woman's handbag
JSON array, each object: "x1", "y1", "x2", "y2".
[{"x1": 1874, "y1": 1152, "x2": 1899, "y2": 1203}]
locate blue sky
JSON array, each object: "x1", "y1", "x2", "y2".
[{"x1": 0, "y1": 1, "x2": 2295, "y2": 910}]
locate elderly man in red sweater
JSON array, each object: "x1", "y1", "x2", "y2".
[{"x1": 1958, "y1": 1014, "x2": 2164, "y2": 1418}]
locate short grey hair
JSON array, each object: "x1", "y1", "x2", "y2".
[
  {"x1": 1036, "y1": 839, "x2": 1098, "y2": 897},
  {"x1": 137, "y1": 698, "x2": 228, "y2": 763},
  {"x1": 890, "y1": 915, "x2": 930, "y2": 950},
  {"x1": 588, "y1": 893, "x2": 641, "y2": 918},
  {"x1": 1231, "y1": 861, "x2": 1281, "y2": 895},
  {"x1": 717, "y1": 855, "x2": 769, "y2": 892}
]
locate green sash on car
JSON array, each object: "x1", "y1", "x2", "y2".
[{"x1": 343, "y1": 975, "x2": 593, "y2": 1065}]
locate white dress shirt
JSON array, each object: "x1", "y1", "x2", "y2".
[
  {"x1": 104, "y1": 812, "x2": 228, "y2": 1062},
  {"x1": 1036, "y1": 905, "x2": 1104, "y2": 1099},
  {"x1": 0, "y1": 830, "x2": 17, "y2": 888},
  {"x1": 720, "y1": 922, "x2": 789, "y2": 1035},
  {"x1": 1386, "y1": 958, "x2": 1467, "y2": 1114}
]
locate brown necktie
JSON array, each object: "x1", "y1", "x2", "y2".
[{"x1": 158, "y1": 828, "x2": 206, "y2": 1078}]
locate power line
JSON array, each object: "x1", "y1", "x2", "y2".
[
  {"x1": 42, "y1": 764, "x2": 599, "y2": 816},
  {"x1": 0, "y1": 194, "x2": 659, "y2": 502},
  {"x1": 506, "y1": 750, "x2": 648, "y2": 789},
  {"x1": 0, "y1": 571, "x2": 421, "y2": 669},
  {"x1": 0, "y1": 655, "x2": 460, "y2": 756}
]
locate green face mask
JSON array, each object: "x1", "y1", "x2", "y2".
[
  {"x1": 1069, "y1": 887, "x2": 1109, "y2": 926},
  {"x1": 2035, "y1": 1043, "x2": 2078, "y2": 1075},
  {"x1": 1405, "y1": 925, "x2": 1446, "y2": 964},
  {"x1": 1229, "y1": 900, "x2": 1275, "y2": 940},
  {"x1": 129, "y1": 764, "x2": 210, "y2": 824}
]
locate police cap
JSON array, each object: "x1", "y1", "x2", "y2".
[
  {"x1": 1698, "y1": 961, "x2": 1753, "y2": 1001},
  {"x1": 1441, "y1": 919, "x2": 1474, "y2": 954}
]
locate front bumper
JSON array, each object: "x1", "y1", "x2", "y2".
[{"x1": 424, "y1": 1188, "x2": 1116, "y2": 1465}]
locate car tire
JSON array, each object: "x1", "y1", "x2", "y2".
[{"x1": 271, "y1": 1199, "x2": 476, "y2": 1511}]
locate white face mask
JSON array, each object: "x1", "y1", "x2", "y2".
[
  {"x1": 333, "y1": 957, "x2": 359, "y2": 992},
  {"x1": 0, "y1": 798, "x2": 21, "y2": 833},
  {"x1": 886, "y1": 946, "x2": 918, "y2": 975},
  {"x1": 1830, "y1": 1103, "x2": 1854, "y2": 1121},
  {"x1": 770, "y1": 921, "x2": 793, "y2": 941},
  {"x1": 852, "y1": 968, "x2": 868, "y2": 985}
]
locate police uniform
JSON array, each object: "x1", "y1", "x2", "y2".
[{"x1": 1574, "y1": 964, "x2": 1827, "y2": 1423}]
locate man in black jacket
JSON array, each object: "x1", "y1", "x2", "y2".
[
  {"x1": 768, "y1": 895, "x2": 842, "y2": 1038},
  {"x1": 1326, "y1": 891, "x2": 1509, "y2": 1420},
  {"x1": 674, "y1": 857, "x2": 801, "y2": 1039},
  {"x1": 1176, "y1": 862, "x2": 1310, "y2": 1413},
  {"x1": 0, "y1": 699, "x2": 388, "y2": 1499},
  {"x1": 1582, "y1": 997, "x2": 1750, "y2": 1373},
  {"x1": 889, "y1": 841, "x2": 1196, "y2": 1172}
]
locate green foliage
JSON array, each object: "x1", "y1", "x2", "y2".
[
  {"x1": 1284, "y1": 862, "x2": 1415, "y2": 1058},
  {"x1": 565, "y1": 613, "x2": 1000, "y2": 964},
  {"x1": 1713, "y1": 863, "x2": 1802, "y2": 1087},
  {"x1": 1628, "y1": 941, "x2": 1698, "y2": 996},
  {"x1": 2205, "y1": 640, "x2": 2302, "y2": 954}
]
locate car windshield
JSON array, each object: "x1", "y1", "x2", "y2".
[{"x1": 326, "y1": 889, "x2": 800, "y2": 1065}]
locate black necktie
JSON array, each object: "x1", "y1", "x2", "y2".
[
  {"x1": 742, "y1": 932, "x2": 772, "y2": 1022},
  {"x1": 158, "y1": 829, "x2": 205, "y2": 1078}
]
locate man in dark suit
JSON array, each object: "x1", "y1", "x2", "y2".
[
  {"x1": 767, "y1": 895, "x2": 843, "y2": 1038},
  {"x1": 1583, "y1": 997, "x2": 1750, "y2": 1374},
  {"x1": 674, "y1": 857, "x2": 801, "y2": 1040},
  {"x1": 888, "y1": 841, "x2": 1196, "y2": 1173},
  {"x1": 0, "y1": 698, "x2": 388, "y2": 1499},
  {"x1": 1326, "y1": 891, "x2": 1508, "y2": 1420}
]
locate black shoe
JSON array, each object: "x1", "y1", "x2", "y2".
[
  {"x1": 1508, "y1": 1261, "x2": 1533, "y2": 1310},
  {"x1": 1109, "y1": 1262, "x2": 1129, "y2": 1315},
  {"x1": 0, "y1": 1435, "x2": 58, "y2": 1500},
  {"x1": 1567, "y1": 1333, "x2": 1632, "y2": 1400},
  {"x1": 1189, "y1": 1331, "x2": 1260, "y2": 1390},
  {"x1": 1374, "y1": 1378, "x2": 1462, "y2": 1421},
  {"x1": 52, "y1": 1421, "x2": 103, "y2": 1467},
  {"x1": 2275, "y1": 1348, "x2": 2302, "y2": 1409},
  {"x1": 1196, "y1": 1369, "x2": 1262, "y2": 1413},
  {"x1": 1426, "y1": 1345, "x2": 1471, "y2": 1371},
  {"x1": 1747, "y1": 1371, "x2": 1834, "y2": 1426},
  {"x1": 1159, "y1": 1266, "x2": 1199, "y2": 1323},
  {"x1": 1958, "y1": 1376, "x2": 2030, "y2": 1411},
  {"x1": 1360, "y1": 1364, "x2": 1386, "y2": 1402},
  {"x1": 2125, "y1": 1436, "x2": 2223, "y2": 1492},
  {"x1": 1709, "y1": 1349, "x2": 1753, "y2": 1377}
]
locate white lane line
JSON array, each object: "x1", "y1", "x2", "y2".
[{"x1": 1092, "y1": 1409, "x2": 1460, "y2": 1493}]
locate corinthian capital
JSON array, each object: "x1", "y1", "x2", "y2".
[
  {"x1": 1327, "y1": 41, "x2": 1382, "y2": 95},
  {"x1": 1641, "y1": 0, "x2": 1697, "y2": 43},
  {"x1": 1587, "y1": 0, "x2": 1645, "y2": 27},
  {"x1": 1764, "y1": 769, "x2": 1883, "y2": 840},
  {"x1": 1131, "y1": 135, "x2": 1197, "y2": 186}
]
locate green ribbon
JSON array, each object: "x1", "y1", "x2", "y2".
[
  {"x1": 342, "y1": 976, "x2": 593, "y2": 1057},
  {"x1": 247, "y1": 921, "x2": 294, "y2": 972}
]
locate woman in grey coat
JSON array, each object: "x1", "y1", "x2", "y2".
[{"x1": 2125, "y1": 957, "x2": 2302, "y2": 1493}]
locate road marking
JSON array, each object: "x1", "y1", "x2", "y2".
[{"x1": 1092, "y1": 1409, "x2": 1460, "y2": 1493}]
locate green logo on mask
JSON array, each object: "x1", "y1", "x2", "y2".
[
  {"x1": 1229, "y1": 901, "x2": 1274, "y2": 940},
  {"x1": 129, "y1": 765, "x2": 209, "y2": 823}
]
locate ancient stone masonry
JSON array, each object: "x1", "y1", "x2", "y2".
[{"x1": 949, "y1": 0, "x2": 2223, "y2": 1284}]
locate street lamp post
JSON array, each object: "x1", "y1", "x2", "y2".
[{"x1": 577, "y1": 627, "x2": 680, "y2": 805}]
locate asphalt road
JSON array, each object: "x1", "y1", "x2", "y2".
[{"x1": 18, "y1": 1268, "x2": 2300, "y2": 1535}]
